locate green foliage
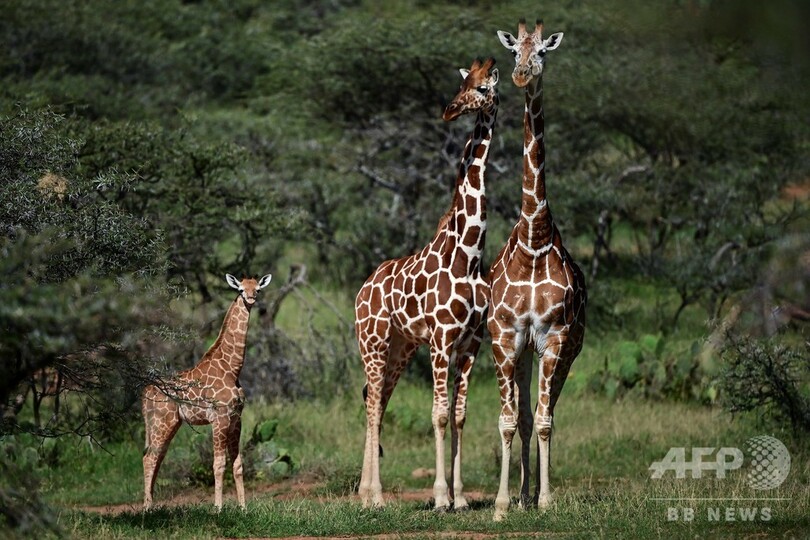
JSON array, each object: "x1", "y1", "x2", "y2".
[
  {"x1": 169, "y1": 419, "x2": 293, "y2": 489},
  {"x1": 385, "y1": 401, "x2": 433, "y2": 437},
  {"x1": 69, "y1": 118, "x2": 303, "y2": 299},
  {"x1": 0, "y1": 108, "x2": 184, "y2": 432},
  {"x1": 720, "y1": 336, "x2": 810, "y2": 433},
  {"x1": 0, "y1": 435, "x2": 57, "y2": 538},
  {"x1": 590, "y1": 334, "x2": 718, "y2": 402},
  {"x1": 243, "y1": 419, "x2": 294, "y2": 480},
  {"x1": 1, "y1": 0, "x2": 809, "y2": 533}
]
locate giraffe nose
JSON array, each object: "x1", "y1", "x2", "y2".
[
  {"x1": 512, "y1": 67, "x2": 532, "y2": 88},
  {"x1": 443, "y1": 102, "x2": 461, "y2": 121}
]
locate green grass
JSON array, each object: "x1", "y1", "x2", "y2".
[
  {"x1": 62, "y1": 488, "x2": 809, "y2": 539},
  {"x1": 34, "y1": 380, "x2": 810, "y2": 538},
  {"x1": 23, "y1": 270, "x2": 810, "y2": 538}
]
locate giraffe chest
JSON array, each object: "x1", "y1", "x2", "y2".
[{"x1": 489, "y1": 253, "x2": 568, "y2": 318}]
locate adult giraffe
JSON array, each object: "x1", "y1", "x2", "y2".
[
  {"x1": 488, "y1": 20, "x2": 587, "y2": 521},
  {"x1": 142, "y1": 273, "x2": 272, "y2": 511},
  {"x1": 355, "y1": 58, "x2": 499, "y2": 511}
]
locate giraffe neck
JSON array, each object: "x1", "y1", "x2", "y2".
[
  {"x1": 204, "y1": 296, "x2": 251, "y2": 377},
  {"x1": 517, "y1": 77, "x2": 554, "y2": 249},
  {"x1": 443, "y1": 103, "x2": 498, "y2": 273}
]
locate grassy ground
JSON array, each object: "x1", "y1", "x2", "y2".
[
  {"x1": 29, "y1": 264, "x2": 810, "y2": 538},
  {"x1": 39, "y1": 377, "x2": 809, "y2": 539}
]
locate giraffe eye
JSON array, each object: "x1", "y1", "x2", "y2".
[
  {"x1": 538, "y1": 50, "x2": 546, "y2": 57},
  {"x1": 476, "y1": 86, "x2": 487, "y2": 94}
]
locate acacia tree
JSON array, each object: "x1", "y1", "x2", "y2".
[
  {"x1": 543, "y1": 1, "x2": 810, "y2": 328},
  {"x1": 0, "y1": 107, "x2": 186, "y2": 432}
]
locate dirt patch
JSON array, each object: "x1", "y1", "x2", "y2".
[{"x1": 77, "y1": 476, "x2": 489, "y2": 516}]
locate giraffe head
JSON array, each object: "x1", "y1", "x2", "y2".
[
  {"x1": 497, "y1": 18, "x2": 564, "y2": 88},
  {"x1": 226, "y1": 273, "x2": 272, "y2": 307},
  {"x1": 442, "y1": 57, "x2": 499, "y2": 121}
]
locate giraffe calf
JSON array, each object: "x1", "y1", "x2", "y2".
[{"x1": 142, "y1": 273, "x2": 271, "y2": 512}]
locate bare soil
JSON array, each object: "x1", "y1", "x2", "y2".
[{"x1": 77, "y1": 475, "x2": 489, "y2": 515}]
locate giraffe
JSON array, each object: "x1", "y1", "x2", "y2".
[
  {"x1": 488, "y1": 19, "x2": 586, "y2": 521},
  {"x1": 355, "y1": 58, "x2": 499, "y2": 511},
  {"x1": 142, "y1": 273, "x2": 272, "y2": 511}
]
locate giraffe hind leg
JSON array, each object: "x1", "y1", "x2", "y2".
[
  {"x1": 362, "y1": 383, "x2": 383, "y2": 458},
  {"x1": 358, "y1": 334, "x2": 390, "y2": 508},
  {"x1": 142, "y1": 399, "x2": 181, "y2": 511}
]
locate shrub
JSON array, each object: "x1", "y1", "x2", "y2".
[
  {"x1": 719, "y1": 336, "x2": 810, "y2": 433},
  {"x1": 588, "y1": 334, "x2": 718, "y2": 402}
]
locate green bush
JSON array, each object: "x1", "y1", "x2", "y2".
[
  {"x1": 589, "y1": 334, "x2": 718, "y2": 402},
  {"x1": 243, "y1": 419, "x2": 294, "y2": 481},
  {"x1": 720, "y1": 336, "x2": 810, "y2": 433}
]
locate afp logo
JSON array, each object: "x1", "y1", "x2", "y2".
[{"x1": 649, "y1": 436, "x2": 791, "y2": 490}]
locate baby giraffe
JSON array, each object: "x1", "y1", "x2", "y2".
[{"x1": 142, "y1": 273, "x2": 272, "y2": 511}]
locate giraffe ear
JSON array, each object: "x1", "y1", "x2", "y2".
[
  {"x1": 490, "y1": 68, "x2": 499, "y2": 85},
  {"x1": 225, "y1": 274, "x2": 242, "y2": 290},
  {"x1": 543, "y1": 32, "x2": 564, "y2": 51},
  {"x1": 257, "y1": 274, "x2": 273, "y2": 290},
  {"x1": 459, "y1": 68, "x2": 470, "y2": 80},
  {"x1": 497, "y1": 30, "x2": 517, "y2": 50}
]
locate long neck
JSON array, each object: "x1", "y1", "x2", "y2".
[
  {"x1": 518, "y1": 77, "x2": 554, "y2": 248},
  {"x1": 205, "y1": 296, "x2": 251, "y2": 377},
  {"x1": 443, "y1": 103, "x2": 497, "y2": 272}
]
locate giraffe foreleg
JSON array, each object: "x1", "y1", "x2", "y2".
[
  {"x1": 449, "y1": 330, "x2": 481, "y2": 511},
  {"x1": 490, "y1": 332, "x2": 519, "y2": 521},
  {"x1": 515, "y1": 348, "x2": 535, "y2": 510},
  {"x1": 212, "y1": 420, "x2": 229, "y2": 511},
  {"x1": 534, "y1": 335, "x2": 571, "y2": 509},
  {"x1": 430, "y1": 335, "x2": 453, "y2": 511},
  {"x1": 450, "y1": 324, "x2": 484, "y2": 511},
  {"x1": 227, "y1": 416, "x2": 245, "y2": 510}
]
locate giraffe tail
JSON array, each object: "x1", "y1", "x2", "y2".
[{"x1": 362, "y1": 383, "x2": 384, "y2": 458}]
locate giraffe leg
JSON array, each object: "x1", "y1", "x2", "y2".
[
  {"x1": 142, "y1": 391, "x2": 181, "y2": 511},
  {"x1": 227, "y1": 416, "x2": 246, "y2": 510},
  {"x1": 535, "y1": 335, "x2": 572, "y2": 509},
  {"x1": 212, "y1": 420, "x2": 229, "y2": 511},
  {"x1": 380, "y1": 333, "x2": 419, "y2": 426},
  {"x1": 361, "y1": 375, "x2": 386, "y2": 508},
  {"x1": 430, "y1": 333, "x2": 455, "y2": 511},
  {"x1": 491, "y1": 329, "x2": 520, "y2": 521},
  {"x1": 449, "y1": 329, "x2": 482, "y2": 511},
  {"x1": 515, "y1": 348, "x2": 534, "y2": 509},
  {"x1": 358, "y1": 320, "x2": 391, "y2": 509}
]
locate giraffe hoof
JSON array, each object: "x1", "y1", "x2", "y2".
[
  {"x1": 518, "y1": 495, "x2": 534, "y2": 510},
  {"x1": 452, "y1": 495, "x2": 470, "y2": 512},
  {"x1": 434, "y1": 504, "x2": 451, "y2": 513},
  {"x1": 493, "y1": 497, "x2": 510, "y2": 521},
  {"x1": 538, "y1": 495, "x2": 552, "y2": 510}
]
